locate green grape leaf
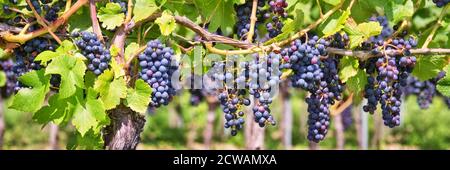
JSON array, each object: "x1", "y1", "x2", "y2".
[
  {"x1": 163, "y1": 0, "x2": 199, "y2": 21},
  {"x1": 155, "y1": 10, "x2": 177, "y2": 36},
  {"x1": 322, "y1": 0, "x2": 341, "y2": 6},
  {"x1": 45, "y1": 55, "x2": 86, "y2": 99},
  {"x1": 133, "y1": 0, "x2": 159, "y2": 23},
  {"x1": 350, "y1": 0, "x2": 381, "y2": 23},
  {"x1": 339, "y1": 56, "x2": 359, "y2": 83},
  {"x1": 385, "y1": 0, "x2": 414, "y2": 24},
  {"x1": 84, "y1": 71, "x2": 96, "y2": 89},
  {"x1": 124, "y1": 42, "x2": 140, "y2": 63},
  {"x1": 412, "y1": 55, "x2": 448, "y2": 81},
  {"x1": 72, "y1": 102, "x2": 97, "y2": 137},
  {"x1": 56, "y1": 40, "x2": 77, "y2": 54},
  {"x1": 86, "y1": 89, "x2": 109, "y2": 126},
  {"x1": 346, "y1": 69, "x2": 367, "y2": 103},
  {"x1": 357, "y1": 22, "x2": 383, "y2": 38},
  {"x1": 194, "y1": 0, "x2": 236, "y2": 35},
  {"x1": 33, "y1": 89, "x2": 82, "y2": 126},
  {"x1": 67, "y1": 6, "x2": 92, "y2": 33},
  {"x1": 322, "y1": 9, "x2": 350, "y2": 37},
  {"x1": 72, "y1": 89, "x2": 108, "y2": 137},
  {"x1": 10, "y1": 69, "x2": 51, "y2": 113},
  {"x1": 348, "y1": 34, "x2": 365, "y2": 49},
  {"x1": 344, "y1": 20, "x2": 382, "y2": 49},
  {"x1": 97, "y1": 3, "x2": 125, "y2": 30},
  {"x1": 35, "y1": 51, "x2": 58, "y2": 66},
  {"x1": 94, "y1": 70, "x2": 127, "y2": 110},
  {"x1": 35, "y1": 40, "x2": 78, "y2": 66},
  {"x1": 437, "y1": 65, "x2": 450, "y2": 97},
  {"x1": 67, "y1": 130, "x2": 104, "y2": 150},
  {"x1": 125, "y1": 79, "x2": 152, "y2": 113}
]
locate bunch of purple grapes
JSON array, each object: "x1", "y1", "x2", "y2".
[
  {"x1": 73, "y1": 32, "x2": 111, "y2": 76},
  {"x1": 247, "y1": 53, "x2": 282, "y2": 127},
  {"x1": 212, "y1": 61, "x2": 251, "y2": 136},
  {"x1": 138, "y1": 40, "x2": 179, "y2": 108},
  {"x1": 432, "y1": 0, "x2": 450, "y2": 7},
  {"x1": 361, "y1": 16, "x2": 417, "y2": 128},
  {"x1": 282, "y1": 34, "x2": 344, "y2": 142}
]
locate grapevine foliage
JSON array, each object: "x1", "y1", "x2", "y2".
[{"x1": 0, "y1": 0, "x2": 450, "y2": 149}]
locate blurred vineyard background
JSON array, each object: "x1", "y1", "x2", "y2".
[{"x1": 1, "y1": 88, "x2": 450, "y2": 150}]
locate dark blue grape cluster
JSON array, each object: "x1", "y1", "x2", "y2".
[
  {"x1": 73, "y1": 32, "x2": 111, "y2": 76},
  {"x1": 212, "y1": 61, "x2": 251, "y2": 136},
  {"x1": 111, "y1": 0, "x2": 127, "y2": 14},
  {"x1": 248, "y1": 53, "x2": 282, "y2": 127},
  {"x1": 138, "y1": 40, "x2": 179, "y2": 108},
  {"x1": 361, "y1": 16, "x2": 417, "y2": 128},
  {"x1": 282, "y1": 34, "x2": 345, "y2": 142},
  {"x1": 265, "y1": 0, "x2": 288, "y2": 38},
  {"x1": 433, "y1": 0, "x2": 450, "y2": 7},
  {"x1": 235, "y1": 0, "x2": 266, "y2": 40},
  {"x1": 0, "y1": 59, "x2": 17, "y2": 97}
]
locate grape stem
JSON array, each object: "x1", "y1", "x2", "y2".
[
  {"x1": 422, "y1": 4, "x2": 449, "y2": 49},
  {"x1": 64, "y1": 0, "x2": 72, "y2": 13},
  {"x1": 89, "y1": 0, "x2": 104, "y2": 42},
  {"x1": 316, "y1": 0, "x2": 324, "y2": 17},
  {"x1": 5, "y1": 6, "x2": 33, "y2": 17},
  {"x1": 326, "y1": 47, "x2": 450, "y2": 61},
  {"x1": 246, "y1": 0, "x2": 259, "y2": 43},
  {"x1": 125, "y1": 0, "x2": 133, "y2": 23}
]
